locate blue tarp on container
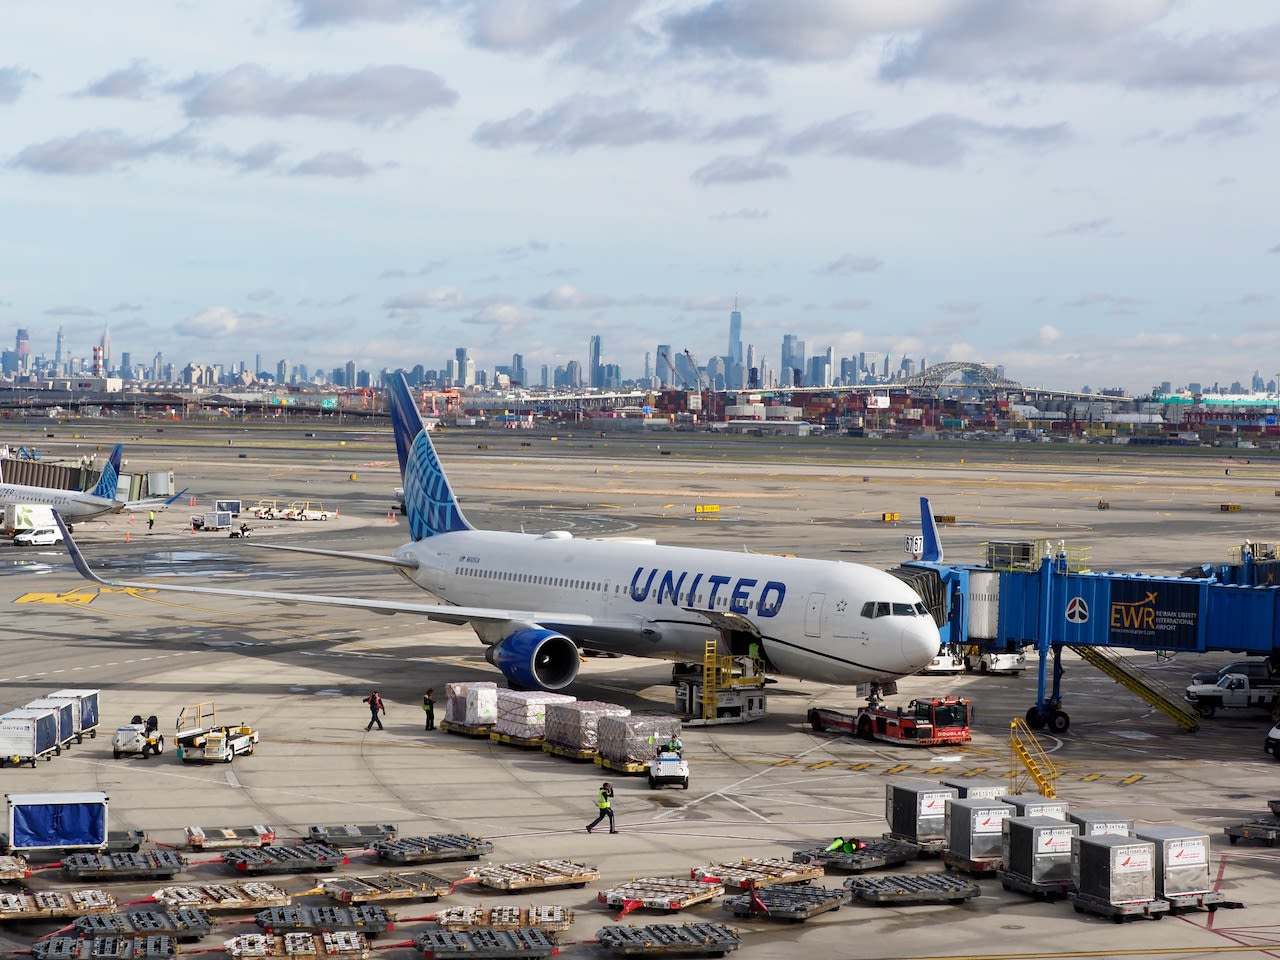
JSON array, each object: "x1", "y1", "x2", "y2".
[
  {"x1": 25, "y1": 699, "x2": 76, "y2": 746},
  {"x1": 49, "y1": 689, "x2": 100, "y2": 731},
  {"x1": 0, "y1": 710, "x2": 59, "y2": 757},
  {"x1": 6, "y1": 792, "x2": 108, "y2": 850}
]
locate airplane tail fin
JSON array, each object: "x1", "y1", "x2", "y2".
[
  {"x1": 387, "y1": 373, "x2": 471, "y2": 541},
  {"x1": 919, "y1": 496, "x2": 943, "y2": 563},
  {"x1": 90, "y1": 444, "x2": 123, "y2": 500}
]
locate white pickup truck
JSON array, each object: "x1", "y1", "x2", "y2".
[{"x1": 1185, "y1": 673, "x2": 1280, "y2": 719}]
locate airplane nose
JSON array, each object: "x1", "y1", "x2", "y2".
[{"x1": 902, "y1": 623, "x2": 940, "y2": 673}]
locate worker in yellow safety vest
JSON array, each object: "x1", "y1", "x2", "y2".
[{"x1": 586, "y1": 783, "x2": 617, "y2": 834}]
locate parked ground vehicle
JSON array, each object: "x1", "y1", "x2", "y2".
[
  {"x1": 964, "y1": 647, "x2": 1027, "y2": 674},
  {"x1": 1184, "y1": 674, "x2": 1280, "y2": 718},
  {"x1": 1190, "y1": 660, "x2": 1280, "y2": 687},
  {"x1": 2, "y1": 504, "x2": 56, "y2": 536},
  {"x1": 174, "y1": 701, "x2": 259, "y2": 763},
  {"x1": 1266, "y1": 722, "x2": 1280, "y2": 761},
  {"x1": 284, "y1": 501, "x2": 329, "y2": 521},
  {"x1": 12, "y1": 526, "x2": 64, "y2": 547},
  {"x1": 920, "y1": 646, "x2": 964, "y2": 675},
  {"x1": 112, "y1": 715, "x2": 164, "y2": 758},
  {"x1": 807, "y1": 696, "x2": 972, "y2": 746},
  {"x1": 648, "y1": 750, "x2": 690, "y2": 790},
  {"x1": 250, "y1": 499, "x2": 281, "y2": 519},
  {"x1": 191, "y1": 511, "x2": 233, "y2": 531}
]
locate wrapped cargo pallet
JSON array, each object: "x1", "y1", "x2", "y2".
[
  {"x1": 495, "y1": 691, "x2": 576, "y2": 740},
  {"x1": 544, "y1": 702, "x2": 630, "y2": 752},
  {"x1": 597, "y1": 715, "x2": 682, "y2": 765},
  {"x1": 444, "y1": 682, "x2": 498, "y2": 726}
]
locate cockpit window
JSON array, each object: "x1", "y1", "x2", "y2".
[
  {"x1": 892, "y1": 602, "x2": 916, "y2": 616},
  {"x1": 914, "y1": 602, "x2": 928, "y2": 616}
]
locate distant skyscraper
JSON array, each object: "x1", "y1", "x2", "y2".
[
  {"x1": 100, "y1": 324, "x2": 112, "y2": 375},
  {"x1": 728, "y1": 304, "x2": 743, "y2": 388},
  {"x1": 540, "y1": 364, "x2": 551, "y2": 388},
  {"x1": 277, "y1": 359, "x2": 288, "y2": 384},
  {"x1": 643, "y1": 351, "x2": 653, "y2": 383},
  {"x1": 882, "y1": 354, "x2": 890, "y2": 378},
  {"x1": 781, "y1": 335, "x2": 805, "y2": 387},
  {"x1": 345, "y1": 360, "x2": 356, "y2": 388},
  {"x1": 656, "y1": 344, "x2": 673, "y2": 388},
  {"x1": 512, "y1": 353, "x2": 525, "y2": 386},
  {"x1": 588, "y1": 335, "x2": 603, "y2": 388},
  {"x1": 119, "y1": 351, "x2": 131, "y2": 380},
  {"x1": 54, "y1": 326, "x2": 64, "y2": 368}
]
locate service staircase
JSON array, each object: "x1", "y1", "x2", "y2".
[
  {"x1": 1067, "y1": 645, "x2": 1201, "y2": 732},
  {"x1": 1009, "y1": 718, "x2": 1061, "y2": 798}
]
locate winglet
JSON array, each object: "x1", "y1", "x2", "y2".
[
  {"x1": 919, "y1": 497, "x2": 943, "y2": 563},
  {"x1": 163, "y1": 488, "x2": 189, "y2": 506},
  {"x1": 90, "y1": 444, "x2": 123, "y2": 500},
  {"x1": 386, "y1": 373, "x2": 471, "y2": 540},
  {"x1": 53, "y1": 511, "x2": 112, "y2": 587}
]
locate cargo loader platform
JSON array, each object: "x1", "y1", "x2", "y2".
[
  {"x1": 374, "y1": 834, "x2": 493, "y2": 865},
  {"x1": 1224, "y1": 816, "x2": 1280, "y2": 846},
  {"x1": 473, "y1": 860, "x2": 599, "y2": 892},
  {"x1": 307, "y1": 824, "x2": 398, "y2": 849},
  {"x1": 722, "y1": 884, "x2": 845, "y2": 921},
  {"x1": 224, "y1": 931, "x2": 369, "y2": 960},
  {"x1": 595, "y1": 922, "x2": 741, "y2": 957},
  {"x1": 223, "y1": 844, "x2": 347, "y2": 874},
  {"x1": 255, "y1": 905, "x2": 394, "y2": 936},
  {"x1": 319, "y1": 871, "x2": 451, "y2": 904},
  {"x1": 413, "y1": 928, "x2": 559, "y2": 959},
  {"x1": 31, "y1": 935, "x2": 177, "y2": 960},
  {"x1": 152, "y1": 882, "x2": 291, "y2": 912},
  {"x1": 61, "y1": 851, "x2": 188, "y2": 882},
  {"x1": 597, "y1": 878, "x2": 723, "y2": 914},
  {"x1": 433, "y1": 905, "x2": 574, "y2": 933},
  {"x1": 691, "y1": 858, "x2": 823, "y2": 890},
  {"x1": 439, "y1": 721, "x2": 496, "y2": 739},
  {"x1": 846, "y1": 873, "x2": 980, "y2": 906},
  {"x1": 186, "y1": 825, "x2": 277, "y2": 851},
  {"x1": 882, "y1": 832, "x2": 944, "y2": 856},
  {"x1": 0, "y1": 888, "x2": 116, "y2": 921},
  {"x1": 792, "y1": 839, "x2": 919, "y2": 873},
  {"x1": 1070, "y1": 892, "x2": 1170, "y2": 922},
  {"x1": 74, "y1": 909, "x2": 215, "y2": 941},
  {"x1": 541, "y1": 742, "x2": 596, "y2": 762}
]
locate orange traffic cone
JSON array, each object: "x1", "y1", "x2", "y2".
[{"x1": 124, "y1": 531, "x2": 131, "y2": 543}]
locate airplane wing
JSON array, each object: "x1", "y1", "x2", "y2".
[
  {"x1": 120, "y1": 488, "x2": 190, "y2": 512},
  {"x1": 52, "y1": 512, "x2": 593, "y2": 630},
  {"x1": 244, "y1": 541, "x2": 420, "y2": 570}
]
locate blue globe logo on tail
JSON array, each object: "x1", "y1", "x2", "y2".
[
  {"x1": 388, "y1": 374, "x2": 471, "y2": 540},
  {"x1": 91, "y1": 445, "x2": 123, "y2": 500}
]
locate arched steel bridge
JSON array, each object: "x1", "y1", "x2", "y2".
[{"x1": 899, "y1": 361, "x2": 1023, "y2": 392}]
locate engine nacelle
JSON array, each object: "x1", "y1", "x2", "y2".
[{"x1": 487, "y1": 628, "x2": 580, "y2": 691}]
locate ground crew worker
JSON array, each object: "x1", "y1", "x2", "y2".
[
  {"x1": 824, "y1": 836, "x2": 865, "y2": 854},
  {"x1": 422, "y1": 689, "x2": 435, "y2": 731},
  {"x1": 363, "y1": 690, "x2": 385, "y2": 731},
  {"x1": 665, "y1": 734, "x2": 683, "y2": 756},
  {"x1": 147, "y1": 510, "x2": 155, "y2": 530},
  {"x1": 745, "y1": 639, "x2": 763, "y2": 678},
  {"x1": 586, "y1": 782, "x2": 617, "y2": 834}
]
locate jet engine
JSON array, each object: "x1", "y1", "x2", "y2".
[{"x1": 486, "y1": 628, "x2": 581, "y2": 691}]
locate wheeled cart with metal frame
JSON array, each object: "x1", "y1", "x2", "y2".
[{"x1": 1070, "y1": 892, "x2": 1169, "y2": 922}]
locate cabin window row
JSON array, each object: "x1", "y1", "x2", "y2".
[{"x1": 454, "y1": 567, "x2": 604, "y2": 592}]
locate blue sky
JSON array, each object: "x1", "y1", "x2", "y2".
[{"x1": 2, "y1": 1, "x2": 1278, "y2": 394}]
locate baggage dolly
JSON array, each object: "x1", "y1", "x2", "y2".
[
  {"x1": 1070, "y1": 892, "x2": 1170, "y2": 922},
  {"x1": 433, "y1": 905, "x2": 573, "y2": 933},
  {"x1": 473, "y1": 860, "x2": 599, "y2": 893},
  {"x1": 883, "y1": 832, "x2": 944, "y2": 857},
  {"x1": 489, "y1": 730, "x2": 544, "y2": 750},
  {"x1": 223, "y1": 844, "x2": 346, "y2": 875},
  {"x1": 1161, "y1": 890, "x2": 1241, "y2": 914},
  {"x1": 225, "y1": 931, "x2": 369, "y2": 960},
  {"x1": 941, "y1": 852, "x2": 1003, "y2": 876},
  {"x1": 792, "y1": 838, "x2": 919, "y2": 873},
  {"x1": 439, "y1": 721, "x2": 495, "y2": 739},
  {"x1": 0, "y1": 854, "x2": 31, "y2": 882},
  {"x1": 255, "y1": 905, "x2": 394, "y2": 937},
  {"x1": 595, "y1": 922, "x2": 741, "y2": 957},
  {"x1": 186, "y1": 825, "x2": 277, "y2": 851},
  {"x1": 722, "y1": 884, "x2": 845, "y2": 921},
  {"x1": 594, "y1": 756, "x2": 649, "y2": 776},
  {"x1": 374, "y1": 834, "x2": 493, "y2": 865},
  {"x1": 308, "y1": 824, "x2": 397, "y2": 849},
  {"x1": 997, "y1": 870, "x2": 1072, "y2": 901},
  {"x1": 31, "y1": 935, "x2": 177, "y2": 960},
  {"x1": 0, "y1": 889, "x2": 117, "y2": 921},
  {"x1": 847, "y1": 873, "x2": 980, "y2": 906},
  {"x1": 61, "y1": 851, "x2": 188, "y2": 882},
  {"x1": 413, "y1": 928, "x2": 559, "y2": 959},
  {"x1": 541, "y1": 742, "x2": 596, "y2": 762},
  {"x1": 1224, "y1": 817, "x2": 1280, "y2": 847},
  {"x1": 319, "y1": 871, "x2": 451, "y2": 905},
  {"x1": 691, "y1": 858, "x2": 823, "y2": 890},
  {"x1": 152, "y1": 882, "x2": 291, "y2": 912},
  {"x1": 597, "y1": 878, "x2": 723, "y2": 915},
  {"x1": 73, "y1": 909, "x2": 216, "y2": 942}
]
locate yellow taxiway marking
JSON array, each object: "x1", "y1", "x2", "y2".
[{"x1": 15, "y1": 586, "x2": 158, "y2": 605}]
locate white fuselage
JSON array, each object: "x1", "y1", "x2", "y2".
[
  {"x1": 391, "y1": 528, "x2": 939, "y2": 684},
  {"x1": 0, "y1": 484, "x2": 119, "y2": 521}
]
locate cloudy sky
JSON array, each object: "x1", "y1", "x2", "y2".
[{"x1": 3, "y1": 1, "x2": 1278, "y2": 394}]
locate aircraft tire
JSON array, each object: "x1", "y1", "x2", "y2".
[
  {"x1": 1025, "y1": 707, "x2": 1046, "y2": 729},
  {"x1": 1048, "y1": 710, "x2": 1070, "y2": 734}
]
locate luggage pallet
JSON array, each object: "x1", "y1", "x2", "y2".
[
  {"x1": 374, "y1": 834, "x2": 493, "y2": 865},
  {"x1": 224, "y1": 844, "x2": 347, "y2": 875},
  {"x1": 1224, "y1": 817, "x2": 1280, "y2": 847},
  {"x1": 722, "y1": 884, "x2": 844, "y2": 921},
  {"x1": 73, "y1": 909, "x2": 215, "y2": 942},
  {"x1": 846, "y1": 873, "x2": 980, "y2": 906},
  {"x1": 31, "y1": 936, "x2": 176, "y2": 960},
  {"x1": 882, "y1": 833, "x2": 945, "y2": 856},
  {"x1": 319, "y1": 871, "x2": 451, "y2": 904},
  {"x1": 489, "y1": 731, "x2": 544, "y2": 749},
  {"x1": 1070, "y1": 892, "x2": 1170, "y2": 922},
  {"x1": 308, "y1": 824, "x2": 398, "y2": 849},
  {"x1": 152, "y1": 883, "x2": 291, "y2": 912},
  {"x1": 0, "y1": 889, "x2": 116, "y2": 921},
  {"x1": 0, "y1": 854, "x2": 30, "y2": 882},
  {"x1": 186, "y1": 826, "x2": 277, "y2": 851},
  {"x1": 433, "y1": 905, "x2": 574, "y2": 933},
  {"x1": 597, "y1": 878, "x2": 723, "y2": 913},
  {"x1": 224, "y1": 931, "x2": 369, "y2": 960},
  {"x1": 439, "y1": 721, "x2": 496, "y2": 739},
  {"x1": 792, "y1": 838, "x2": 919, "y2": 873},
  {"x1": 541, "y1": 743, "x2": 596, "y2": 762},
  {"x1": 474, "y1": 860, "x2": 599, "y2": 892},
  {"x1": 594, "y1": 756, "x2": 648, "y2": 775},
  {"x1": 256, "y1": 905, "x2": 394, "y2": 936},
  {"x1": 413, "y1": 928, "x2": 559, "y2": 959},
  {"x1": 692, "y1": 858, "x2": 823, "y2": 890},
  {"x1": 595, "y1": 922, "x2": 741, "y2": 957},
  {"x1": 997, "y1": 870, "x2": 1072, "y2": 901},
  {"x1": 61, "y1": 851, "x2": 188, "y2": 882},
  {"x1": 1161, "y1": 890, "x2": 1241, "y2": 914}
]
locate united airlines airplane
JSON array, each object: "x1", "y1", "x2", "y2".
[
  {"x1": 58, "y1": 374, "x2": 939, "y2": 691},
  {"x1": 2, "y1": 444, "x2": 185, "y2": 525}
]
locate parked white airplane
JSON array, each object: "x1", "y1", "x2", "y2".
[
  {"x1": 2, "y1": 443, "x2": 186, "y2": 526},
  {"x1": 57, "y1": 375, "x2": 938, "y2": 691}
]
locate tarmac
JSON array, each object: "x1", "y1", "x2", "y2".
[{"x1": 1, "y1": 421, "x2": 1279, "y2": 959}]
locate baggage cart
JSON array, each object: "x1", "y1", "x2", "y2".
[
  {"x1": 308, "y1": 824, "x2": 397, "y2": 849},
  {"x1": 792, "y1": 838, "x2": 919, "y2": 872},
  {"x1": 433, "y1": 905, "x2": 573, "y2": 933},
  {"x1": 31, "y1": 936, "x2": 177, "y2": 960},
  {"x1": 997, "y1": 869, "x2": 1072, "y2": 901},
  {"x1": 1224, "y1": 816, "x2": 1280, "y2": 847},
  {"x1": 152, "y1": 883, "x2": 290, "y2": 912},
  {"x1": 846, "y1": 873, "x2": 980, "y2": 905},
  {"x1": 0, "y1": 853, "x2": 31, "y2": 882},
  {"x1": 62, "y1": 850, "x2": 187, "y2": 881},
  {"x1": 883, "y1": 831, "x2": 945, "y2": 855},
  {"x1": 474, "y1": 860, "x2": 599, "y2": 892},
  {"x1": 225, "y1": 931, "x2": 369, "y2": 960},
  {"x1": 691, "y1": 858, "x2": 824, "y2": 890},
  {"x1": 374, "y1": 834, "x2": 493, "y2": 865},
  {"x1": 0, "y1": 888, "x2": 116, "y2": 921},
  {"x1": 438, "y1": 721, "x2": 496, "y2": 738},
  {"x1": 597, "y1": 878, "x2": 723, "y2": 914},
  {"x1": 1161, "y1": 890, "x2": 1240, "y2": 914},
  {"x1": 73, "y1": 909, "x2": 216, "y2": 942},
  {"x1": 413, "y1": 928, "x2": 558, "y2": 959},
  {"x1": 25, "y1": 698, "x2": 78, "y2": 751},
  {"x1": 255, "y1": 905, "x2": 394, "y2": 937},
  {"x1": 1070, "y1": 891, "x2": 1170, "y2": 922},
  {"x1": 722, "y1": 884, "x2": 845, "y2": 921},
  {"x1": 941, "y1": 852, "x2": 1003, "y2": 876},
  {"x1": 319, "y1": 871, "x2": 451, "y2": 904},
  {"x1": 0, "y1": 709, "x2": 61, "y2": 766},
  {"x1": 595, "y1": 922, "x2": 741, "y2": 957},
  {"x1": 223, "y1": 843, "x2": 346, "y2": 875},
  {"x1": 594, "y1": 756, "x2": 649, "y2": 776},
  {"x1": 186, "y1": 825, "x2": 277, "y2": 850},
  {"x1": 45, "y1": 690, "x2": 101, "y2": 742}
]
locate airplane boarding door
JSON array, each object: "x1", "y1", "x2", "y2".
[{"x1": 805, "y1": 593, "x2": 825, "y2": 638}]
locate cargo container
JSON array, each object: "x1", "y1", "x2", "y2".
[
  {"x1": 946, "y1": 797, "x2": 1011, "y2": 860},
  {"x1": 1072, "y1": 835, "x2": 1156, "y2": 904},
  {"x1": 940, "y1": 777, "x2": 1008, "y2": 800},
  {"x1": 1001, "y1": 794, "x2": 1070, "y2": 821},
  {"x1": 885, "y1": 779, "x2": 958, "y2": 844},
  {"x1": 1134, "y1": 827, "x2": 1211, "y2": 897},
  {"x1": 1002, "y1": 816, "x2": 1078, "y2": 884},
  {"x1": 0, "y1": 709, "x2": 60, "y2": 767},
  {"x1": 1069, "y1": 810, "x2": 1134, "y2": 837},
  {"x1": 5, "y1": 792, "x2": 109, "y2": 851},
  {"x1": 24, "y1": 698, "x2": 77, "y2": 750},
  {"x1": 45, "y1": 689, "x2": 101, "y2": 742}
]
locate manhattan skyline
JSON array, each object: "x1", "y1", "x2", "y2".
[{"x1": 2, "y1": 2, "x2": 1278, "y2": 394}]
